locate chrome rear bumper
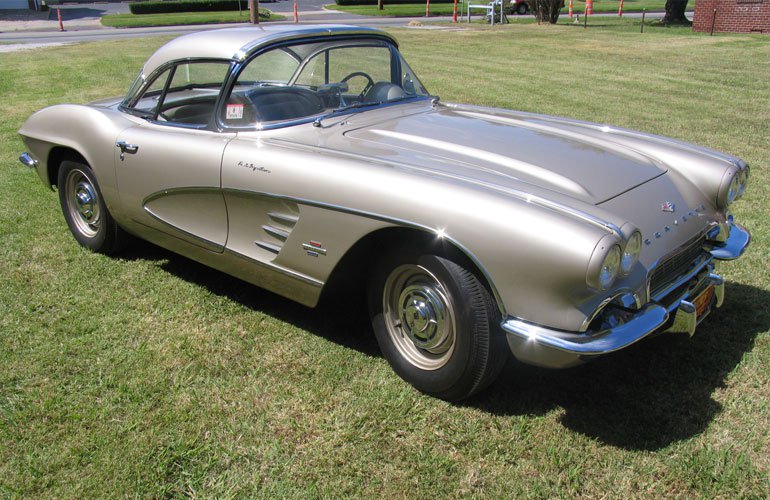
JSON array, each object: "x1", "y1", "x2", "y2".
[{"x1": 501, "y1": 223, "x2": 750, "y2": 369}]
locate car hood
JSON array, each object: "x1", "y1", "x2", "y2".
[{"x1": 303, "y1": 104, "x2": 668, "y2": 205}]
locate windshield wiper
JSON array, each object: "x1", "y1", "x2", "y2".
[{"x1": 312, "y1": 101, "x2": 381, "y2": 128}]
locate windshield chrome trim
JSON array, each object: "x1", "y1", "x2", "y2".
[{"x1": 234, "y1": 27, "x2": 399, "y2": 61}]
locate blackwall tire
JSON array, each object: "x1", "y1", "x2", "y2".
[
  {"x1": 57, "y1": 160, "x2": 126, "y2": 255},
  {"x1": 368, "y1": 252, "x2": 508, "y2": 401}
]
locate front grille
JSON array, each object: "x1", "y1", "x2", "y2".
[{"x1": 649, "y1": 235, "x2": 707, "y2": 298}]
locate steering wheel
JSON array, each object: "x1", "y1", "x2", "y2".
[{"x1": 340, "y1": 71, "x2": 375, "y2": 101}]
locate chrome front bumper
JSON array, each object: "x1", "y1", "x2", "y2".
[
  {"x1": 501, "y1": 223, "x2": 750, "y2": 369},
  {"x1": 19, "y1": 152, "x2": 38, "y2": 169}
]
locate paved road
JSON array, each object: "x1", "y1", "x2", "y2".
[{"x1": 0, "y1": 2, "x2": 677, "y2": 45}]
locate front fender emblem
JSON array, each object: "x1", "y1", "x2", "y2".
[
  {"x1": 661, "y1": 202, "x2": 676, "y2": 213},
  {"x1": 302, "y1": 241, "x2": 327, "y2": 257}
]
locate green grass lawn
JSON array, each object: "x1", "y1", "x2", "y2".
[
  {"x1": 328, "y1": 0, "x2": 669, "y2": 16},
  {"x1": 101, "y1": 10, "x2": 284, "y2": 28},
  {"x1": 1, "y1": 25, "x2": 768, "y2": 497}
]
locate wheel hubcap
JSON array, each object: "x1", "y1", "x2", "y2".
[
  {"x1": 75, "y1": 182, "x2": 96, "y2": 221},
  {"x1": 399, "y1": 285, "x2": 448, "y2": 351},
  {"x1": 65, "y1": 169, "x2": 101, "y2": 238},
  {"x1": 383, "y1": 264, "x2": 456, "y2": 370}
]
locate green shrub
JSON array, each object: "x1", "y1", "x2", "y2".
[
  {"x1": 129, "y1": 0, "x2": 270, "y2": 15},
  {"x1": 334, "y1": 0, "x2": 454, "y2": 5}
]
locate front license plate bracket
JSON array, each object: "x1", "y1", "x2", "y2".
[{"x1": 693, "y1": 284, "x2": 716, "y2": 324}]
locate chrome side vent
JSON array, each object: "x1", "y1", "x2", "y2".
[
  {"x1": 255, "y1": 211, "x2": 298, "y2": 255},
  {"x1": 256, "y1": 241, "x2": 282, "y2": 254},
  {"x1": 262, "y1": 224, "x2": 289, "y2": 241},
  {"x1": 268, "y1": 212, "x2": 299, "y2": 226}
]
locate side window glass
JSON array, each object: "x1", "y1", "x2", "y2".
[{"x1": 158, "y1": 61, "x2": 230, "y2": 126}]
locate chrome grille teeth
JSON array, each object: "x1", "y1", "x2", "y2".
[{"x1": 649, "y1": 236, "x2": 707, "y2": 298}]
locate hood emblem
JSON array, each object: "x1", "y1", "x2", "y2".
[{"x1": 661, "y1": 201, "x2": 676, "y2": 213}]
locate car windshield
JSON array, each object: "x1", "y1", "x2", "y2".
[{"x1": 221, "y1": 39, "x2": 431, "y2": 128}]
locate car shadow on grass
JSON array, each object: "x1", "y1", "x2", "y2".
[
  {"x1": 469, "y1": 281, "x2": 768, "y2": 450},
  {"x1": 117, "y1": 241, "x2": 382, "y2": 357},
  {"x1": 118, "y1": 244, "x2": 765, "y2": 450}
]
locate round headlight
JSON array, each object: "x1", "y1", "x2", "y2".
[
  {"x1": 621, "y1": 232, "x2": 642, "y2": 275},
  {"x1": 599, "y1": 245, "x2": 621, "y2": 290}
]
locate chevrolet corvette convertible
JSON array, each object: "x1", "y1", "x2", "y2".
[{"x1": 19, "y1": 25, "x2": 751, "y2": 400}]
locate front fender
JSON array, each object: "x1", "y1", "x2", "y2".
[{"x1": 225, "y1": 134, "x2": 617, "y2": 332}]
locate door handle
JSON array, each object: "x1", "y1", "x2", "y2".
[{"x1": 116, "y1": 141, "x2": 139, "y2": 154}]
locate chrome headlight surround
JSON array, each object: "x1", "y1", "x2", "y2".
[
  {"x1": 717, "y1": 163, "x2": 749, "y2": 209},
  {"x1": 587, "y1": 234, "x2": 622, "y2": 291}
]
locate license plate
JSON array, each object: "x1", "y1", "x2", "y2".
[{"x1": 693, "y1": 285, "x2": 715, "y2": 320}]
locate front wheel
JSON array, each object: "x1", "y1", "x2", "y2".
[
  {"x1": 58, "y1": 160, "x2": 126, "y2": 254},
  {"x1": 517, "y1": 3, "x2": 528, "y2": 14},
  {"x1": 368, "y1": 253, "x2": 508, "y2": 401}
]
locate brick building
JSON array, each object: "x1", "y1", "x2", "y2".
[{"x1": 693, "y1": 0, "x2": 770, "y2": 34}]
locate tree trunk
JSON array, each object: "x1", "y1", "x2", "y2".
[
  {"x1": 661, "y1": 0, "x2": 690, "y2": 24},
  {"x1": 531, "y1": 0, "x2": 562, "y2": 24}
]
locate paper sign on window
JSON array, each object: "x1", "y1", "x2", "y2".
[{"x1": 226, "y1": 104, "x2": 244, "y2": 120}]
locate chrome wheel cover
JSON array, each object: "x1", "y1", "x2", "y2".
[
  {"x1": 64, "y1": 168, "x2": 101, "y2": 238},
  {"x1": 382, "y1": 264, "x2": 456, "y2": 370}
]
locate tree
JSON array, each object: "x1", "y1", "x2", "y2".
[
  {"x1": 529, "y1": 0, "x2": 562, "y2": 24},
  {"x1": 661, "y1": 0, "x2": 691, "y2": 24}
]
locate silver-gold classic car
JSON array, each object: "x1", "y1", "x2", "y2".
[{"x1": 19, "y1": 25, "x2": 751, "y2": 401}]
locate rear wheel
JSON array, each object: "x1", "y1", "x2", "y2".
[
  {"x1": 58, "y1": 160, "x2": 126, "y2": 254},
  {"x1": 517, "y1": 3, "x2": 528, "y2": 14},
  {"x1": 368, "y1": 252, "x2": 508, "y2": 401}
]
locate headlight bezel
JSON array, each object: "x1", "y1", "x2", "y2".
[
  {"x1": 587, "y1": 234, "x2": 623, "y2": 291},
  {"x1": 718, "y1": 164, "x2": 749, "y2": 209},
  {"x1": 588, "y1": 226, "x2": 642, "y2": 291}
]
